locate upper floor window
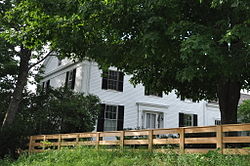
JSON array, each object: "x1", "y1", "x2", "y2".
[
  {"x1": 65, "y1": 69, "x2": 76, "y2": 90},
  {"x1": 102, "y1": 70, "x2": 124, "y2": 92},
  {"x1": 179, "y1": 113, "x2": 198, "y2": 127},
  {"x1": 58, "y1": 59, "x2": 62, "y2": 66},
  {"x1": 145, "y1": 86, "x2": 163, "y2": 97},
  {"x1": 41, "y1": 80, "x2": 50, "y2": 92}
]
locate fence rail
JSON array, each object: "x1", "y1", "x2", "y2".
[{"x1": 29, "y1": 123, "x2": 250, "y2": 154}]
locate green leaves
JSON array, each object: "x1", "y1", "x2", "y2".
[{"x1": 238, "y1": 99, "x2": 250, "y2": 123}]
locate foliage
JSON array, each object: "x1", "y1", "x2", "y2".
[
  {"x1": 38, "y1": 0, "x2": 250, "y2": 123},
  {"x1": 1, "y1": 147, "x2": 250, "y2": 166},
  {"x1": 0, "y1": 88, "x2": 100, "y2": 158},
  {"x1": 238, "y1": 100, "x2": 250, "y2": 123},
  {"x1": 24, "y1": 87, "x2": 101, "y2": 134}
]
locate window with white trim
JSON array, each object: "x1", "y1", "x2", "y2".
[
  {"x1": 144, "y1": 86, "x2": 163, "y2": 97},
  {"x1": 179, "y1": 113, "x2": 198, "y2": 127},
  {"x1": 65, "y1": 69, "x2": 76, "y2": 90},
  {"x1": 215, "y1": 120, "x2": 221, "y2": 125},
  {"x1": 102, "y1": 70, "x2": 124, "y2": 92},
  {"x1": 144, "y1": 112, "x2": 164, "y2": 129},
  {"x1": 97, "y1": 104, "x2": 124, "y2": 132},
  {"x1": 41, "y1": 80, "x2": 50, "y2": 92},
  {"x1": 104, "y1": 105, "x2": 118, "y2": 131}
]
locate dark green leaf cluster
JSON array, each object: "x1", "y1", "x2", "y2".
[
  {"x1": 48, "y1": 0, "x2": 250, "y2": 101},
  {"x1": 0, "y1": 87, "x2": 100, "y2": 158}
]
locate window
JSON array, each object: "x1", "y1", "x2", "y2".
[
  {"x1": 102, "y1": 70, "x2": 124, "y2": 92},
  {"x1": 145, "y1": 86, "x2": 163, "y2": 97},
  {"x1": 97, "y1": 104, "x2": 124, "y2": 132},
  {"x1": 146, "y1": 113, "x2": 156, "y2": 129},
  {"x1": 179, "y1": 113, "x2": 197, "y2": 127},
  {"x1": 65, "y1": 69, "x2": 76, "y2": 90},
  {"x1": 104, "y1": 105, "x2": 118, "y2": 131},
  {"x1": 41, "y1": 80, "x2": 50, "y2": 92},
  {"x1": 144, "y1": 112, "x2": 164, "y2": 129},
  {"x1": 215, "y1": 120, "x2": 221, "y2": 125},
  {"x1": 58, "y1": 59, "x2": 62, "y2": 66}
]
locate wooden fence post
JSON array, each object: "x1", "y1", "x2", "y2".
[
  {"x1": 96, "y1": 132, "x2": 100, "y2": 149},
  {"x1": 28, "y1": 136, "x2": 33, "y2": 154},
  {"x1": 76, "y1": 134, "x2": 79, "y2": 146},
  {"x1": 58, "y1": 134, "x2": 61, "y2": 150},
  {"x1": 148, "y1": 130, "x2": 153, "y2": 151},
  {"x1": 120, "y1": 131, "x2": 125, "y2": 149},
  {"x1": 216, "y1": 125, "x2": 223, "y2": 154},
  {"x1": 179, "y1": 128, "x2": 185, "y2": 153},
  {"x1": 42, "y1": 135, "x2": 46, "y2": 151}
]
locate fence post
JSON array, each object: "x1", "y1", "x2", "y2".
[
  {"x1": 148, "y1": 130, "x2": 153, "y2": 151},
  {"x1": 216, "y1": 125, "x2": 223, "y2": 154},
  {"x1": 120, "y1": 131, "x2": 125, "y2": 149},
  {"x1": 28, "y1": 136, "x2": 33, "y2": 154},
  {"x1": 42, "y1": 135, "x2": 46, "y2": 151},
  {"x1": 179, "y1": 128, "x2": 185, "y2": 153},
  {"x1": 76, "y1": 134, "x2": 79, "y2": 146},
  {"x1": 58, "y1": 134, "x2": 61, "y2": 150},
  {"x1": 96, "y1": 132, "x2": 100, "y2": 149}
]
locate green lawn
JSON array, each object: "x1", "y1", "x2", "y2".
[{"x1": 1, "y1": 147, "x2": 250, "y2": 166}]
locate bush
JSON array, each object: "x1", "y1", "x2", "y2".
[
  {"x1": 238, "y1": 100, "x2": 250, "y2": 123},
  {"x1": 0, "y1": 88, "x2": 100, "y2": 158}
]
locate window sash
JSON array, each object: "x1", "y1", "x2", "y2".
[
  {"x1": 107, "y1": 70, "x2": 120, "y2": 90},
  {"x1": 184, "y1": 114, "x2": 193, "y2": 126},
  {"x1": 104, "y1": 105, "x2": 118, "y2": 131}
]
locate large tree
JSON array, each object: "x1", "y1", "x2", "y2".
[
  {"x1": 0, "y1": 0, "x2": 61, "y2": 129},
  {"x1": 0, "y1": 0, "x2": 102, "y2": 129},
  {"x1": 49, "y1": 0, "x2": 250, "y2": 124}
]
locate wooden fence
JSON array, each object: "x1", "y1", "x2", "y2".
[{"x1": 29, "y1": 123, "x2": 250, "y2": 154}]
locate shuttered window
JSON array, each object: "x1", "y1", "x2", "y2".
[
  {"x1": 97, "y1": 104, "x2": 124, "y2": 132},
  {"x1": 215, "y1": 120, "x2": 221, "y2": 125},
  {"x1": 65, "y1": 69, "x2": 76, "y2": 90},
  {"x1": 179, "y1": 113, "x2": 198, "y2": 127},
  {"x1": 41, "y1": 80, "x2": 50, "y2": 92},
  {"x1": 102, "y1": 70, "x2": 124, "y2": 92},
  {"x1": 145, "y1": 86, "x2": 163, "y2": 97}
]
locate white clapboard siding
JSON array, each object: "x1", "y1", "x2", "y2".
[{"x1": 41, "y1": 57, "x2": 221, "y2": 130}]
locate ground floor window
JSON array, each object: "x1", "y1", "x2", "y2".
[
  {"x1": 144, "y1": 111, "x2": 164, "y2": 129},
  {"x1": 179, "y1": 113, "x2": 198, "y2": 127},
  {"x1": 215, "y1": 120, "x2": 221, "y2": 125},
  {"x1": 104, "y1": 105, "x2": 118, "y2": 131},
  {"x1": 97, "y1": 104, "x2": 124, "y2": 132}
]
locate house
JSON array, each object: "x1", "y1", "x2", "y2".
[{"x1": 41, "y1": 56, "x2": 222, "y2": 132}]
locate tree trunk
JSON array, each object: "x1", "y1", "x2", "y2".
[
  {"x1": 217, "y1": 80, "x2": 241, "y2": 124},
  {"x1": 1, "y1": 48, "x2": 31, "y2": 130}
]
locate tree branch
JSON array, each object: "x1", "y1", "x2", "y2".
[{"x1": 28, "y1": 50, "x2": 54, "y2": 70}]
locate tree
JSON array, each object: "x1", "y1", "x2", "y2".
[
  {"x1": 238, "y1": 100, "x2": 250, "y2": 123},
  {"x1": 47, "y1": 0, "x2": 250, "y2": 124},
  {"x1": 0, "y1": 0, "x2": 60, "y2": 129}
]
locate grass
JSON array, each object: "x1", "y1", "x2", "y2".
[{"x1": 1, "y1": 147, "x2": 250, "y2": 166}]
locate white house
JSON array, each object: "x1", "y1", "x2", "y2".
[{"x1": 41, "y1": 56, "x2": 222, "y2": 132}]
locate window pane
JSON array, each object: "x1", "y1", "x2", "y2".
[
  {"x1": 146, "y1": 113, "x2": 156, "y2": 129},
  {"x1": 184, "y1": 114, "x2": 193, "y2": 126},
  {"x1": 105, "y1": 70, "x2": 121, "y2": 91},
  {"x1": 104, "y1": 105, "x2": 117, "y2": 131}
]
